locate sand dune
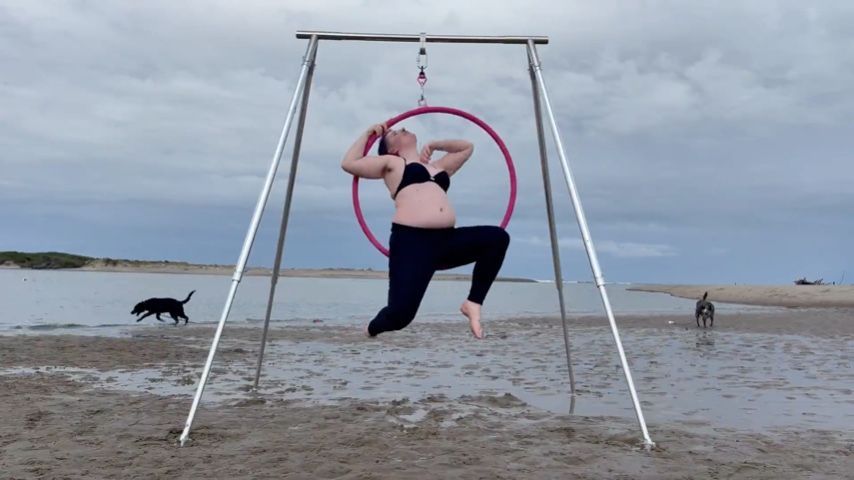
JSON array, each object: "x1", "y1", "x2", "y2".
[{"x1": 631, "y1": 284, "x2": 854, "y2": 308}]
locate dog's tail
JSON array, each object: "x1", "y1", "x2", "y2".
[
  {"x1": 181, "y1": 290, "x2": 196, "y2": 304},
  {"x1": 702, "y1": 291, "x2": 708, "y2": 301}
]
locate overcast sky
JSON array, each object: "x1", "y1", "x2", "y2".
[{"x1": 1, "y1": 1, "x2": 852, "y2": 283}]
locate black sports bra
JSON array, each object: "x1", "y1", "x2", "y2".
[{"x1": 393, "y1": 159, "x2": 450, "y2": 199}]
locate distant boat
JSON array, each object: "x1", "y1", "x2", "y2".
[{"x1": 794, "y1": 277, "x2": 824, "y2": 285}]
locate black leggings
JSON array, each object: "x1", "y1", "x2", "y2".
[{"x1": 367, "y1": 223, "x2": 510, "y2": 336}]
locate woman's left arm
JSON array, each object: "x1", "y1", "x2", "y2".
[{"x1": 425, "y1": 140, "x2": 474, "y2": 176}]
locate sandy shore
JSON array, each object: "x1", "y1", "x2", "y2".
[
  {"x1": 631, "y1": 284, "x2": 854, "y2": 308},
  {"x1": 2, "y1": 309, "x2": 853, "y2": 479},
  {"x1": 1, "y1": 263, "x2": 533, "y2": 283}
]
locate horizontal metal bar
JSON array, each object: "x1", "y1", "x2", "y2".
[{"x1": 295, "y1": 30, "x2": 548, "y2": 45}]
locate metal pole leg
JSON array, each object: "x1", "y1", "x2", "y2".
[
  {"x1": 253, "y1": 44, "x2": 318, "y2": 390},
  {"x1": 527, "y1": 40, "x2": 654, "y2": 448},
  {"x1": 527, "y1": 50, "x2": 576, "y2": 399},
  {"x1": 178, "y1": 36, "x2": 319, "y2": 447}
]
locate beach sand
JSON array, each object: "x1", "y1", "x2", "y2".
[
  {"x1": 2, "y1": 306, "x2": 853, "y2": 479},
  {"x1": 631, "y1": 284, "x2": 854, "y2": 308}
]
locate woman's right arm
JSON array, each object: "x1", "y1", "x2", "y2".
[{"x1": 341, "y1": 124, "x2": 389, "y2": 179}]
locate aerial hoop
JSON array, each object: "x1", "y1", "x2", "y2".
[{"x1": 352, "y1": 105, "x2": 517, "y2": 256}]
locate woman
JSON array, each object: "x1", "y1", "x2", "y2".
[{"x1": 342, "y1": 122, "x2": 510, "y2": 339}]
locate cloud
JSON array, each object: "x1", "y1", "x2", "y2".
[{"x1": 1, "y1": 0, "x2": 851, "y2": 282}]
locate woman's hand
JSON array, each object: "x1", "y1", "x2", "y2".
[
  {"x1": 427, "y1": 139, "x2": 474, "y2": 175},
  {"x1": 366, "y1": 122, "x2": 387, "y2": 138},
  {"x1": 420, "y1": 143, "x2": 435, "y2": 163},
  {"x1": 342, "y1": 123, "x2": 388, "y2": 172}
]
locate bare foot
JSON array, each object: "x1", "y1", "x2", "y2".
[{"x1": 460, "y1": 300, "x2": 484, "y2": 339}]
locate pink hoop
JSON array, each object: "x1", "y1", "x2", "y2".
[{"x1": 353, "y1": 106, "x2": 517, "y2": 257}]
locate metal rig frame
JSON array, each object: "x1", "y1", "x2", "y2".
[{"x1": 178, "y1": 31, "x2": 654, "y2": 449}]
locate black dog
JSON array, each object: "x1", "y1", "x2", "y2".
[
  {"x1": 695, "y1": 291, "x2": 715, "y2": 328},
  {"x1": 131, "y1": 290, "x2": 195, "y2": 325}
]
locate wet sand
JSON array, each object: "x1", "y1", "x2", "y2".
[{"x1": 2, "y1": 310, "x2": 853, "y2": 478}]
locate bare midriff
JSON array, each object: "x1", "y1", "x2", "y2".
[{"x1": 385, "y1": 162, "x2": 455, "y2": 228}]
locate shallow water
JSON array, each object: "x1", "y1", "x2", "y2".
[{"x1": 1, "y1": 269, "x2": 774, "y2": 334}]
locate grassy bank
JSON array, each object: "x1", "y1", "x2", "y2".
[{"x1": 0, "y1": 251, "x2": 93, "y2": 269}]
